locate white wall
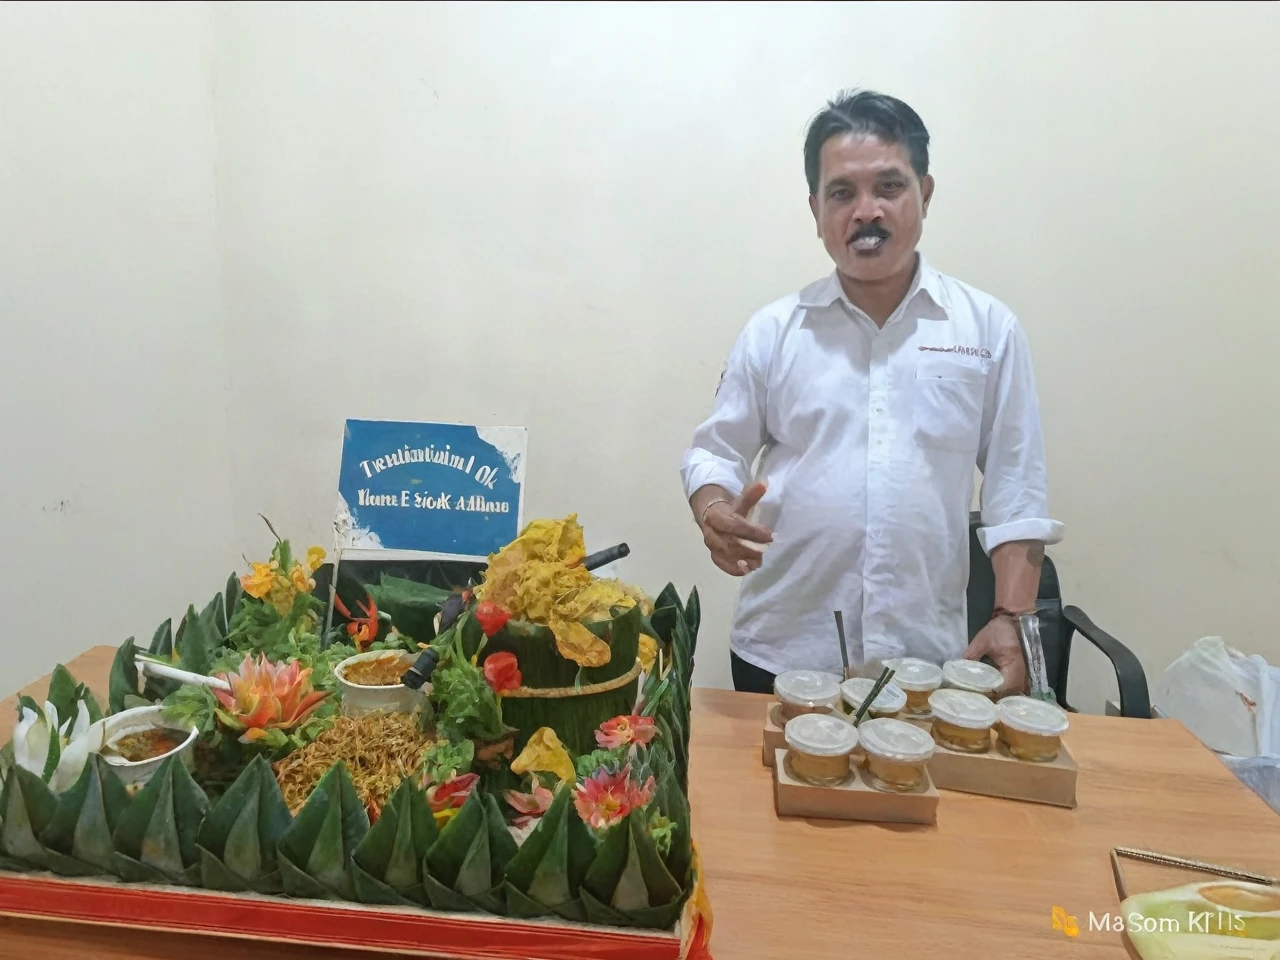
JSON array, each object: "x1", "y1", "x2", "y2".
[
  {"x1": 5, "y1": 2, "x2": 1279, "y2": 713},
  {"x1": 0, "y1": 2, "x2": 235, "y2": 692}
]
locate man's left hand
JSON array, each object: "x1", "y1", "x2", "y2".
[{"x1": 962, "y1": 616, "x2": 1027, "y2": 696}]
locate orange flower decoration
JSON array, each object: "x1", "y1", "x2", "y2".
[
  {"x1": 595, "y1": 714, "x2": 659, "y2": 750},
  {"x1": 573, "y1": 763, "x2": 656, "y2": 831},
  {"x1": 213, "y1": 654, "x2": 328, "y2": 744}
]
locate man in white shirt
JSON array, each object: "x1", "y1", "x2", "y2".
[{"x1": 681, "y1": 90, "x2": 1063, "y2": 694}]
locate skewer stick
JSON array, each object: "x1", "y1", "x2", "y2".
[{"x1": 833, "y1": 611, "x2": 850, "y2": 679}]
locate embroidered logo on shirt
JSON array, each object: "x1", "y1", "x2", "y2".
[{"x1": 918, "y1": 344, "x2": 992, "y2": 359}]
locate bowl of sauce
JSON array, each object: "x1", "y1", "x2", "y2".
[
  {"x1": 100, "y1": 706, "x2": 199, "y2": 789},
  {"x1": 335, "y1": 650, "x2": 424, "y2": 716}
]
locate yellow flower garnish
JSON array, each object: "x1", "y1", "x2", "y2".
[
  {"x1": 511, "y1": 727, "x2": 576, "y2": 784},
  {"x1": 549, "y1": 619, "x2": 611, "y2": 668},
  {"x1": 305, "y1": 546, "x2": 326, "y2": 574},
  {"x1": 638, "y1": 633, "x2": 658, "y2": 674},
  {"x1": 240, "y1": 562, "x2": 277, "y2": 600}
]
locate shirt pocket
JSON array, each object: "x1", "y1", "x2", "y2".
[{"x1": 913, "y1": 355, "x2": 986, "y2": 454}]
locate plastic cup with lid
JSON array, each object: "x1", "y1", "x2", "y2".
[
  {"x1": 928, "y1": 688, "x2": 999, "y2": 753},
  {"x1": 773, "y1": 670, "x2": 842, "y2": 721},
  {"x1": 783, "y1": 712, "x2": 859, "y2": 786},
  {"x1": 883, "y1": 658, "x2": 944, "y2": 716},
  {"x1": 858, "y1": 717, "x2": 936, "y2": 792},
  {"x1": 942, "y1": 659, "x2": 1004, "y2": 699},
  {"x1": 997, "y1": 695, "x2": 1070, "y2": 762},
  {"x1": 840, "y1": 676, "x2": 907, "y2": 720}
]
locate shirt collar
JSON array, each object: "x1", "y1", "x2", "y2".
[{"x1": 798, "y1": 254, "x2": 951, "y2": 319}]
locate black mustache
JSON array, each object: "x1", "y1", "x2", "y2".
[{"x1": 850, "y1": 223, "x2": 890, "y2": 242}]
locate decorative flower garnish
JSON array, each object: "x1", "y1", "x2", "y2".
[
  {"x1": 427, "y1": 771, "x2": 479, "y2": 828},
  {"x1": 213, "y1": 654, "x2": 329, "y2": 744},
  {"x1": 595, "y1": 714, "x2": 659, "y2": 750},
  {"x1": 572, "y1": 763, "x2": 657, "y2": 831},
  {"x1": 474, "y1": 600, "x2": 511, "y2": 638},
  {"x1": 239, "y1": 539, "x2": 326, "y2": 616},
  {"x1": 647, "y1": 810, "x2": 677, "y2": 856},
  {"x1": 549, "y1": 618, "x2": 611, "y2": 668},
  {"x1": 333, "y1": 593, "x2": 379, "y2": 651},
  {"x1": 504, "y1": 780, "x2": 555, "y2": 828},
  {"x1": 511, "y1": 727, "x2": 576, "y2": 784},
  {"x1": 13, "y1": 700, "x2": 107, "y2": 794},
  {"x1": 482, "y1": 651, "x2": 522, "y2": 694},
  {"x1": 638, "y1": 633, "x2": 658, "y2": 674}
]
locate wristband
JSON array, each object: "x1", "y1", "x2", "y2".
[{"x1": 698, "y1": 497, "x2": 732, "y2": 527}]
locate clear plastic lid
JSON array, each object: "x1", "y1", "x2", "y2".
[
  {"x1": 840, "y1": 677, "x2": 907, "y2": 714},
  {"x1": 882, "y1": 658, "x2": 943, "y2": 692},
  {"x1": 928, "y1": 689, "x2": 999, "y2": 730},
  {"x1": 942, "y1": 659, "x2": 1003, "y2": 693},
  {"x1": 784, "y1": 713, "x2": 860, "y2": 756},
  {"x1": 773, "y1": 670, "x2": 841, "y2": 709},
  {"x1": 998, "y1": 696, "x2": 1070, "y2": 736},
  {"x1": 858, "y1": 718, "x2": 936, "y2": 763}
]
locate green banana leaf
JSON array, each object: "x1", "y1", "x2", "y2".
[
  {"x1": 502, "y1": 783, "x2": 597, "y2": 919},
  {"x1": 581, "y1": 809, "x2": 683, "y2": 925},
  {"x1": 142, "y1": 619, "x2": 179, "y2": 702},
  {"x1": 366, "y1": 575, "x2": 450, "y2": 646},
  {"x1": 652, "y1": 753, "x2": 692, "y2": 888},
  {"x1": 225, "y1": 572, "x2": 244, "y2": 625},
  {"x1": 111, "y1": 754, "x2": 209, "y2": 885},
  {"x1": 423, "y1": 789, "x2": 517, "y2": 914},
  {"x1": 108, "y1": 639, "x2": 141, "y2": 715},
  {"x1": 351, "y1": 777, "x2": 437, "y2": 907},
  {"x1": 39, "y1": 755, "x2": 132, "y2": 876},
  {"x1": 201, "y1": 591, "x2": 228, "y2": 641},
  {"x1": 490, "y1": 605, "x2": 643, "y2": 756},
  {"x1": 684, "y1": 586, "x2": 701, "y2": 654},
  {"x1": 46, "y1": 664, "x2": 102, "y2": 726},
  {"x1": 197, "y1": 756, "x2": 292, "y2": 893},
  {"x1": 0, "y1": 766, "x2": 56, "y2": 870},
  {"x1": 277, "y1": 762, "x2": 369, "y2": 900},
  {"x1": 175, "y1": 604, "x2": 218, "y2": 678}
]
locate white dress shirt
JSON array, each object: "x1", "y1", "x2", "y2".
[{"x1": 681, "y1": 257, "x2": 1064, "y2": 676}]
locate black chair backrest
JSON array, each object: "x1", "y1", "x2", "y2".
[{"x1": 966, "y1": 514, "x2": 1070, "y2": 709}]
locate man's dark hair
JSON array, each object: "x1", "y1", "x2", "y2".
[{"x1": 803, "y1": 89, "x2": 930, "y2": 194}]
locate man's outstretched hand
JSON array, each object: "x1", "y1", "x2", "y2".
[
  {"x1": 962, "y1": 616, "x2": 1027, "y2": 696},
  {"x1": 699, "y1": 482, "x2": 773, "y2": 577}
]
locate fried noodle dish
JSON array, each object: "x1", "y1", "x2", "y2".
[{"x1": 273, "y1": 713, "x2": 433, "y2": 816}]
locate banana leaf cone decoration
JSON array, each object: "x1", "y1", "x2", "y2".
[
  {"x1": 39, "y1": 754, "x2": 132, "y2": 877},
  {"x1": 351, "y1": 777, "x2": 438, "y2": 907},
  {"x1": 0, "y1": 765, "x2": 56, "y2": 872},
  {"x1": 501, "y1": 783, "x2": 597, "y2": 922},
  {"x1": 197, "y1": 755, "x2": 293, "y2": 893},
  {"x1": 111, "y1": 754, "x2": 210, "y2": 885},
  {"x1": 277, "y1": 761, "x2": 369, "y2": 901},
  {"x1": 423, "y1": 789, "x2": 518, "y2": 914}
]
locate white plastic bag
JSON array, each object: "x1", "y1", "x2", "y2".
[
  {"x1": 1155, "y1": 637, "x2": 1280, "y2": 815},
  {"x1": 1153, "y1": 636, "x2": 1280, "y2": 756}
]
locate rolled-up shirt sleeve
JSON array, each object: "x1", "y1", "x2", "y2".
[
  {"x1": 975, "y1": 316, "x2": 1065, "y2": 553},
  {"x1": 680, "y1": 320, "x2": 769, "y2": 502}
]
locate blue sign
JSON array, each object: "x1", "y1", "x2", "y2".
[{"x1": 334, "y1": 420, "x2": 526, "y2": 560}]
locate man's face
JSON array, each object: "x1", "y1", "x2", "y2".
[{"x1": 809, "y1": 133, "x2": 934, "y2": 284}]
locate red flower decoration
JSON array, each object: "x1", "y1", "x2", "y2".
[
  {"x1": 475, "y1": 600, "x2": 512, "y2": 638},
  {"x1": 483, "y1": 651, "x2": 522, "y2": 694},
  {"x1": 428, "y1": 772, "x2": 479, "y2": 813}
]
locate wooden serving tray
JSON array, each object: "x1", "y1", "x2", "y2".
[
  {"x1": 0, "y1": 870, "x2": 694, "y2": 960},
  {"x1": 771, "y1": 749, "x2": 938, "y2": 825},
  {"x1": 925, "y1": 730, "x2": 1078, "y2": 808}
]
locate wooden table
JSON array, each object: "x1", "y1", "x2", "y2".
[{"x1": 2, "y1": 646, "x2": 1278, "y2": 959}]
